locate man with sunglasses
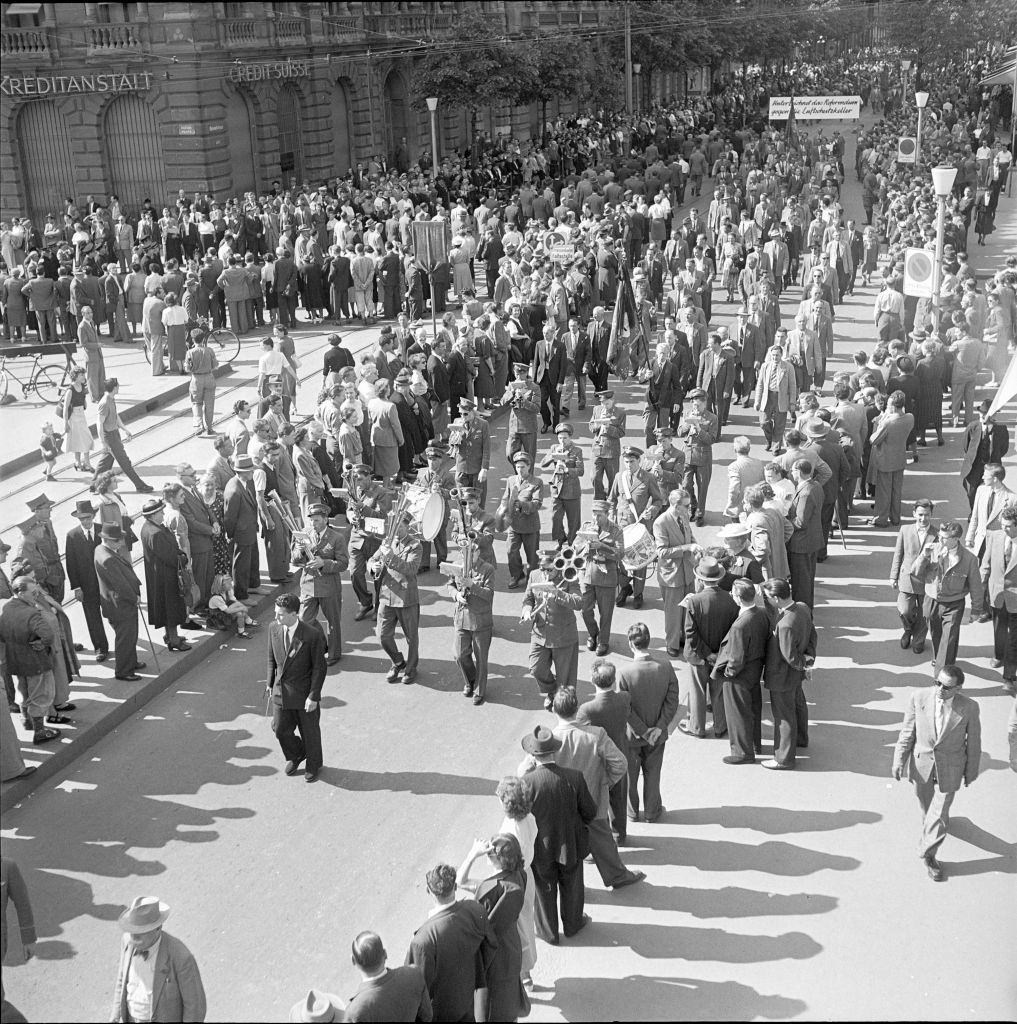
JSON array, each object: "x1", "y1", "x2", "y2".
[{"x1": 892, "y1": 666, "x2": 982, "y2": 881}]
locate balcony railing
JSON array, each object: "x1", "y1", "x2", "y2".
[
  {"x1": 86, "y1": 23, "x2": 144, "y2": 55},
  {"x1": 0, "y1": 27, "x2": 53, "y2": 59},
  {"x1": 322, "y1": 15, "x2": 361, "y2": 42},
  {"x1": 221, "y1": 17, "x2": 262, "y2": 48},
  {"x1": 364, "y1": 13, "x2": 456, "y2": 36},
  {"x1": 273, "y1": 16, "x2": 306, "y2": 44}
]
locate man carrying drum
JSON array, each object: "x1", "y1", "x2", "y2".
[
  {"x1": 579, "y1": 499, "x2": 624, "y2": 657},
  {"x1": 415, "y1": 443, "x2": 456, "y2": 574},
  {"x1": 348, "y1": 464, "x2": 393, "y2": 622},
  {"x1": 610, "y1": 446, "x2": 666, "y2": 610}
]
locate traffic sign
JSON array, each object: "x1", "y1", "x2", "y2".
[
  {"x1": 548, "y1": 242, "x2": 575, "y2": 263},
  {"x1": 897, "y1": 137, "x2": 917, "y2": 164},
  {"x1": 903, "y1": 247, "x2": 934, "y2": 298}
]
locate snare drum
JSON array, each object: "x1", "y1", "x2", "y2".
[
  {"x1": 621, "y1": 522, "x2": 656, "y2": 572},
  {"x1": 405, "y1": 488, "x2": 446, "y2": 542}
]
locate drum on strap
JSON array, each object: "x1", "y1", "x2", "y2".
[
  {"x1": 621, "y1": 522, "x2": 656, "y2": 572},
  {"x1": 405, "y1": 487, "x2": 446, "y2": 542}
]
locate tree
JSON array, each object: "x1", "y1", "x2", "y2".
[
  {"x1": 513, "y1": 34, "x2": 592, "y2": 143},
  {"x1": 410, "y1": 13, "x2": 523, "y2": 140}
]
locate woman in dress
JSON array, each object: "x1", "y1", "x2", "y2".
[
  {"x1": 62, "y1": 365, "x2": 94, "y2": 472},
  {"x1": 199, "y1": 473, "x2": 232, "y2": 577},
  {"x1": 495, "y1": 775, "x2": 538, "y2": 986},
  {"x1": 974, "y1": 190, "x2": 995, "y2": 246},
  {"x1": 293, "y1": 426, "x2": 328, "y2": 514},
  {"x1": 450, "y1": 237, "x2": 474, "y2": 303},
  {"x1": 91, "y1": 470, "x2": 137, "y2": 552},
  {"x1": 337, "y1": 401, "x2": 364, "y2": 469},
  {"x1": 162, "y1": 292, "x2": 190, "y2": 375},
  {"x1": 124, "y1": 261, "x2": 147, "y2": 335},
  {"x1": 159, "y1": 207, "x2": 183, "y2": 265},
  {"x1": 367, "y1": 378, "x2": 403, "y2": 486},
  {"x1": 473, "y1": 322, "x2": 496, "y2": 412},
  {"x1": 861, "y1": 224, "x2": 880, "y2": 286},
  {"x1": 457, "y1": 833, "x2": 529, "y2": 1023}
]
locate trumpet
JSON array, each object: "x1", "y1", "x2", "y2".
[
  {"x1": 367, "y1": 485, "x2": 412, "y2": 580},
  {"x1": 447, "y1": 418, "x2": 468, "y2": 456}
]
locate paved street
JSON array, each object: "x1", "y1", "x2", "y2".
[{"x1": 2, "y1": 122, "x2": 1016, "y2": 1022}]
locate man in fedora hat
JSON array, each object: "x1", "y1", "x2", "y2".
[
  {"x1": 804, "y1": 417, "x2": 847, "y2": 562},
  {"x1": 139, "y1": 500, "x2": 192, "y2": 654},
  {"x1": 109, "y1": 896, "x2": 206, "y2": 1022},
  {"x1": 223, "y1": 454, "x2": 262, "y2": 601},
  {"x1": 65, "y1": 499, "x2": 108, "y2": 662},
  {"x1": 94, "y1": 523, "x2": 145, "y2": 681},
  {"x1": 345, "y1": 930, "x2": 431, "y2": 1022},
  {"x1": 681, "y1": 556, "x2": 738, "y2": 739},
  {"x1": 519, "y1": 724, "x2": 597, "y2": 942},
  {"x1": 288, "y1": 989, "x2": 344, "y2": 1023}
]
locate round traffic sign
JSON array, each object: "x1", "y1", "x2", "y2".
[
  {"x1": 898, "y1": 137, "x2": 917, "y2": 156},
  {"x1": 907, "y1": 250, "x2": 933, "y2": 281}
]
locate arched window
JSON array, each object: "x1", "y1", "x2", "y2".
[
  {"x1": 17, "y1": 101, "x2": 76, "y2": 223},
  {"x1": 227, "y1": 89, "x2": 258, "y2": 196},
  {"x1": 103, "y1": 94, "x2": 165, "y2": 217},
  {"x1": 383, "y1": 69, "x2": 409, "y2": 165},
  {"x1": 332, "y1": 79, "x2": 355, "y2": 178},
  {"x1": 277, "y1": 84, "x2": 304, "y2": 184}
]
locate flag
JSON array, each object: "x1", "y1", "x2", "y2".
[
  {"x1": 787, "y1": 94, "x2": 800, "y2": 153},
  {"x1": 988, "y1": 351, "x2": 1017, "y2": 417}
]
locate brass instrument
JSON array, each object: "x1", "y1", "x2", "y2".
[
  {"x1": 367, "y1": 485, "x2": 411, "y2": 580},
  {"x1": 552, "y1": 544, "x2": 587, "y2": 583},
  {"x1": 512, "y1": 481, "x2": 538, "y2": 518},
  {"x1": 336, "y1": 461, "x2": 365, "y2": 524},
  {"x1": 523, "y1": 567, "x2": 562, "y2": 623},
  {"x1": 447, "y1": 418, "x2": 468, "y2": 457}
]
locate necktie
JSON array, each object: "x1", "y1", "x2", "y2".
[
  {"x1": 988, "y1": 491, "x2": 996, "y2": 518},
  {"x1": 135, "y1": 948, "x2": 150, "y2": 961},
  {"x1": 936, "y1": 699, "x2": 948, "y2": 738},
  {"x1": 1006, "y1": 538, "x2": 1013, "y2": 563}
]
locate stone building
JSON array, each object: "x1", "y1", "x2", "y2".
[{"x1": 0, "y1": 1, "x2": 609, "y2": 221}]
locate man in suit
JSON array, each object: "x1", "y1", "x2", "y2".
[
  {"x1": 346, "y1": 931, "x2": 432, "y2": 1022},
  {"x1": 616, "y1": 622, "x2": 681, "y2": 821},
  {"x1": 890, "y1": 499, "x2": 939, "y2": 654},
  {"x1": 577, "y1": 660, "x2": 632, "y2": 843},
  {"x1": 892, "y1": 665, "x2": 982, "y2": 880},
  {"x1": 804, "y1": 418, "x2": 847, "y2": 562},
  {"x1": 610, "y1": 447, "x2": 665, "y2": 609},
  {"x1": 22, "y1": 493, "x2": 66, "y2": 603},
  {"x1": 654, "y1": 487, "x2": 699, "y2": 655},
  {"x1": 682, "y1": 556, "x2": 739, "y2": 738},
  {"x1": 696, "y1": 333, "x2": 736, "y2": 429},
  {"x1": 760, "y1": 577, "x2": 816, "y2": 769},
  {"x1": 725, "y1": 436, "x2": 765, "y2": 520},
  {"x1": 548, "y1": 686, "x2": 645, "y2": 889},
  {"x1": 222, "y1": 454, "x2": 261, "y2": 601},
  {"x1": 519, "y1": 725, "x2": 598, "y2": 942},
  {"x1": 585, "y1": 306, "x2": 612, "y2": 393},
  {"x1": 754, "y1": 339, "x2": 798, "y2": 453},
  {"x1": 960, "y1": 401, "x2": 1010, "y2": 509},
  {"x1": 65, "y1": 500, "x2": 108, "y2": 661},
  {"x1": 641, "y1": 342, "x2": 676, "y2": 445},
  {"x1": 450, "y1": 537, "x2": 495, "y2": 706},
  {"x1": 676, "y1": 388, "x2": 719, "y2": 526},
  {"x1": 867, "y1": 391, "x2": 914, "y2": 528},
  {"x1": 174, "y1": 463, "x2": 216, "y2": 612},
  {"x1": 732, "y1": 309, "x2": 764, "y2": 405},
  {"x1": 109, "y1": 896, "x2": 206, "y2": 1023},
  {"x1": 713, "y1": 579, "x2": 770, "y2": 764},
  {"x1": 965, "y1": 463, "x2": 1014, "y2": 557},
  {"x1": 786, "y1": 459, "x2": 824, "y2": 610},
  {"x1": 405, "y1": 864, "x2": 497, "y2": 1021},
  {"x1": 266, "y1": 592, "x2": 327, "y2": 782},
  {"x1": 291, "y1": 503, "x2": 347, "y2": 666},
  {"x1": 78, "y1": 303, "x2": 106, "y2": 401},
  {"x1": 532, "y1": 322, "x2": 566, "y2": 432},
  {"x1": 913, "y1": 520, "x2": 984, "y2": 670},
  {"x1": 980, "y1": 504, "x2": 1017, "y2": 691},
  {"x1": 93, "y1": 523, "x2": 144, "y2": 681}
]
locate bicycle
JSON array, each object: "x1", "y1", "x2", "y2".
[
  {"x1": 141, "y1": 318, "x2": 241, "y2": 366},
  {"x1": 0, "y1": 350, "x2": 76, "y2": 405}
]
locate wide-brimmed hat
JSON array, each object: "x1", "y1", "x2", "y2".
[
  {"x1": 232, "y1": 454, "x2": 255, "y2": 472},
  {"x1": 694, "y1": 556, "x2": 726, "y2": 583},
  {"x1": 521, "y1": 725, "x2": 561, "y2": 756},
  {"x1": 118, "y1": 896, "x2": 170, "y2": 934},
  {"x1": 71, "y1": 500, "x2": 95, "y2": 519},
  {"x1": 288, "y1": 991, "x2": 344, "y2": 1023},
  {"x1": 805, "y1": 420, "x2": 828, "y2": 438},
  {"x1": 140, "y1": 499, "x2": 165, "y2": 517},
  {"x1": 100, "y1": 523, "x2": 123, "y2": 542},
  {"x1": 718, "y1": 523, "x2": 751, "y2": 541}
]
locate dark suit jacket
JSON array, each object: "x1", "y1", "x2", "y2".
[
  {"x1": 65, "y1": 523, "x2": 100, "y2": 597},
  {"x1": 532, "y1": 336, "x2": 566, "y2": 387},
  {"x1": 275, "y1": 255, "x2": 298, "y2": 298},
  {"x1": 787, "y1": 479, "x2": 824, "y2": 553},
  {"x1": 222, "y1": 475, "x2": 259, "y2": 545},
  {"x1": 712, "y1": 606, "x2": 770, "y2": 686},
  {"x1": 697, "y1": 348, "x2": 737, "y2": 394},
  {"x1": 178, "y1": 488, "x2": 215, "y2": 555},
  {"x1": 615, "y1": 653, "x2": 681, "y2": 746},
  {"x1": 445, "y1": 350, "x2": 469, "y2": 400},
  {"x1": 684, "y1": 586, "x2": 738, "y2": 664},
  {"x1": 345, "y1": 965, "x2": 433, "y2": 1023},
  {"x1": 267, "y1": 619, "x2": 327, "y2": 707},
  {"x1": 405, "y1": 901, "x2": 497, "y2": 1024},
  {"x1": 586, "y1": 319, "x2": 611, "y2": 371},
  {"x1": 525, "y1": 762, "x2": 597, "y2": 871},
  {"x1": 426, "y1": 352, "x2": 450, "y2": 403},
  {"x1": 576, "y1": 689, "x2": 631, "y2": 757},
  {"x1": 94, "y1": 544, "x2": 141, "y2": 622},
  {"x1": 763, "y1": 602, "x2": 817, "y2": 691}
]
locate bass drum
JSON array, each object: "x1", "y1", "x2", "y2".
[
  {"x1": 405, "y1": 488, "x2": 446, "y2": 542},
  {"x1": 621, "y1": 522, "x2": 656, "y2": 572}
]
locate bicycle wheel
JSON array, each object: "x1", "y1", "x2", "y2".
[
  {"x1": 34, "y1": 364, "x2": 67, "y2": 405},
  {"x1": 209, "y1": 328, "x2": 240, "y2": 363},
  {"x1": 0, "y1": 370, "x2": 8, "y2": 404}
]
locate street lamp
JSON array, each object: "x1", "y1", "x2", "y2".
[
  {"x1": 930, "y1": 163, "x2": 957, "y2": 333},
  {"x1": 633, "y1": 62, "x2": 641, "y2": 114},
  {"x1": 426, "y1": 96, "x2": 439, "y2": 182},
  {"x1": 915, "y1": 90, "x2": 929, "y2": 170}
]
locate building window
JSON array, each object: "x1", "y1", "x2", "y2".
[
  {"x1": 3, "y1": 2, "x2": 43, "y2": 27},
  {"x1": 96, "y1": 2, "x2": 138, "y2": 23}
]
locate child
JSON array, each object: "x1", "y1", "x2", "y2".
[
  {"x1": 39, "y1": 421, "x2": 64, "y2": 480},
  {"x1": 208, "y1": 574, "x2": 257, "y2": 638}
]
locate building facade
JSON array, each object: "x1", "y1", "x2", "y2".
[{"x1": 0, "y1": 1, "x2": 610, "y2": 222}]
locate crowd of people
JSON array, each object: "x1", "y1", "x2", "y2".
[{"x1": 2, "y1": 42, "x2": 1017, "y2": 1023}]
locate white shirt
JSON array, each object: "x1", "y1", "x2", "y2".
[
  {"x1": 935, "y1": 696, "x2": 950, "y2": 738},
  {"x1": 126, "y1": 935, "x2": 162, "y2": 1022},
  {"x1": 259, "y1": 350, "x2": 286, "y2": 376}
]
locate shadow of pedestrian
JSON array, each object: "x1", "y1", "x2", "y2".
[
  {"x1": 667, "y1": 806, "x2": 881, "y2": 834},
  {"x1": 621, "y1": 835, "x2": 861, "y2": 875},
  {"x1": 317, "y1": 766, "x2": 499, "y2": 797},
  {"x1": 944, "y1": 816, "x2": 1017, "y2": 876}
]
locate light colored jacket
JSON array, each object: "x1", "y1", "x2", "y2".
[
  {"x1": 109, "y1": 931, "x2": 207, "y2": 1022},
  {"x1": 551, "y1": 719, "x2": 627, "y2": 819},
  {"x1": 892, "y1": 688, "x2": 981, "y2": 793}
]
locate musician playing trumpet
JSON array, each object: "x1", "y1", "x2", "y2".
[
  {"x1": 371, "y1": 510, "x2": 422, "y2": 685},
  {"x1": 291, "y1": 502, "x2": 347, "y2": 666},
  {"x1": 501, "y1": 362, "x2": 540, "y2": 469},
  {"x1": 415, "y1": 443, "x2": 457, "y2": 574},
  {"x1": 253, "y1": 442, "x2": 293, "y2": 584},
  {"x1": 497, "y1": 452, "x2": 544, "y2": 589},
  {"x1": 643, "y1": 426, "x2": 686, "y2": 494},
  {"x1": 346, "y1": 463, "x2": 393, "y2": 622},
  {"x1": 590, "y1": 388, "x2": 627, "y2": 499},
  {"x1": 579, "y1": 499, "x2": 625, "y2": 657},
  {"x1": 449, "y1": 397, "x2": 490, "y2": 508},
  {"x1": 610, "y1": 446, "x2": 665, "y2": 610},
  {"x1": 448, "y1": 536, "x2": 496, "y2": 706},
  {"x1": 459, "y1": 486, "x2": 497, "y2": 568},
  {"x1": 540, "y1": 421, "x2": 584, "y2": 548},
  {"x1": 522, "y1": 549, "x2": 583, "y2": 711}
]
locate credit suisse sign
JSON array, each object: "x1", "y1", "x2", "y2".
[{"x1": 226, "y1": 59, "x2": 310, "y2": 84}]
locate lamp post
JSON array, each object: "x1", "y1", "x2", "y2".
[
  {"x1": 426, "y1": 96, "x2": 439, "y2": 182},
  {"x1": 930, "y1": 163, "x2": 957, "y2": 334},
  {"x1": 914, "y1": 90, "x2": 929, "y2": 171},
  {"x1": 633, "y1": 62, "x2": 641, "y2": 114}
]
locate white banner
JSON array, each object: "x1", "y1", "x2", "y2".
[{"x1": 768, "y1": 95, "x2": 861, "y2": 120}]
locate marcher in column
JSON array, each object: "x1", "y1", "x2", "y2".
[
  {"x1": 889, "y1": 499, "x2": 938, "y2": 655},
  {"x1": 450, "y1": 536, "x2": 495, "y2": 706},
  {"x1": 980, "y1": 504, "x2": 1017, "y2": 693},
  {"x1": 579, "y1": 499, "x2": 624, "y2": 657},
  {"x1": 372, "y1": 512, "x2": 422, "y2": 685},
  {"x1": 291, "y1": 503, "x2": 347, "y2": 667},
  {"x1": 523, "y1": 550, "x2": 582, "y2": 710}
]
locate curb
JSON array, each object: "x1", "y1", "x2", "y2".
[
  {"x1": 0, "y1": 582, "x2": 280, "y2": 814},
  {"x1": 0, "y1": 362, "x2": 234, "y2": 479}
]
